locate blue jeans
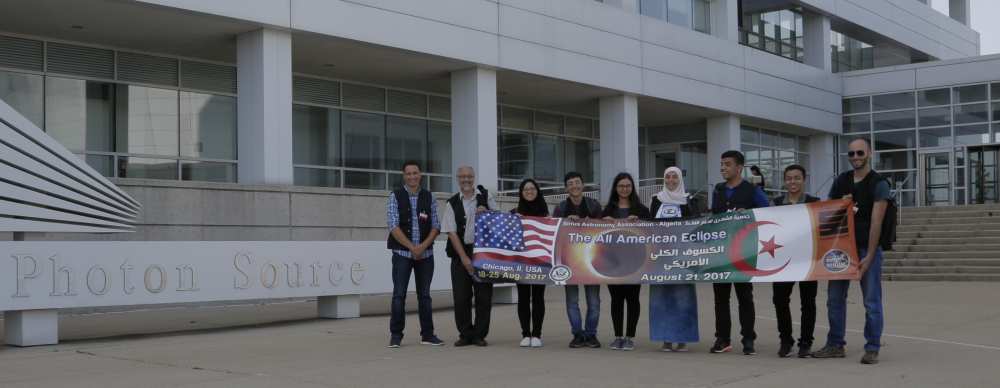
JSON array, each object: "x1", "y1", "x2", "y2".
[
  {"x1": 565, "y1": 285, "x2": 600, "y2": 337},
  {"x1": 389, "y1": 254, "x2": 435, "y2": 339},
  {"x1": 825, "y1": 248, "x2": 884, "y2": 352}
]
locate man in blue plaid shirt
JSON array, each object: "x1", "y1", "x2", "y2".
[{"x1": 386, "y1": 161, "x2": 441, "y2": 348}]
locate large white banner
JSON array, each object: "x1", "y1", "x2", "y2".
[{"x1": 1, "y1": 241, "x2": 452, "y2": 311}]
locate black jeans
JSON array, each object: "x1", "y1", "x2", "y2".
[
  {"x1": 517, "y1": 284, "x2": 545, "y2": 338},
  {"x1": 713, "y1": 282, "x2": 756, "y2": 344},
  {"x1": 389, "y1": 254, "x2": 435, "y2": 339},
  {"x1": 608, "y1": 284, "x2": 641, "y2": 338},
  {"x1": 772, "y1": 281, "x2": 817, "y2": 347},
  {"x1": 451, "y1": 246, "x2": 493, "y2": 341}
]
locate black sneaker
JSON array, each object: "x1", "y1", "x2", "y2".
[
  {"x1": 454, "y1": 338, "x2": 473, "y2": 347},
  {"x1": 420, "y1": 335, "x2": 444, "y2": 346},
  {"x1": 586, "y1": 335, "x2": 602, "y2": 348},
  {"x1": 710, "y1": 339, "x2": 732, "y2": 353},
  {"x1": 797, "y1": 344, "x2": 812, "y2": 358},
  {"x1": 569, "y1": 335, "x2": 586, "y2": 348},
  {"x1": 811, "y1": 345, "x2": 846, "y2": 358},
  {"x1": 474, "y1": 338, "x2": 489, "y2": 347},
  {"x1": 860, "y1": 351, "x2": 879, "y2": 365},
  {"x1": 742, "y1": 341, "x2": 756, "y2": 356},
  {"x1": 778, "y1": 343, "x2": 793, "y2": 358},
  {"x1": 388, "y1": 336, "x2": 402, "y2": 348}
]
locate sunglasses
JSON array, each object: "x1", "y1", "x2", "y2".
[{"x1": 847, "y1": 150, "x2": 866, "y2": 157}]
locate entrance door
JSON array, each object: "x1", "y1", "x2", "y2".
[
  {"x1": 969, "y1": 145, "x2": 1000, "y2": 204},
  {"x1": 918, "y1": 151, "x2": 953, "y2": 207},
  {"x1": 653, "y1": 150, "x2": 678, "y2": 179}
]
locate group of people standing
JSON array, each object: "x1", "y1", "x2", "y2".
[{"x1": 384, "y1": 136, "x2": 887, "y2": 365}]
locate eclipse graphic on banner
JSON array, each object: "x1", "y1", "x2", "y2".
[{"x1": 472, "y1": 200, "x2": 861, "y2": 284}]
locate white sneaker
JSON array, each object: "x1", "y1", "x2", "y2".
[
  {"x1": 520, "y1": 337, "x2": 531, "y2": 347},
  {"x1": 530, "y1": 337, "x2": 543, "y2": 347}
]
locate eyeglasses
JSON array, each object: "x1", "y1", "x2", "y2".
[{"x1": 847, "y1": 150, "x2": 866, "y2": 157}]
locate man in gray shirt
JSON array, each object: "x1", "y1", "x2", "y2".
[{"x1": 441, "y1": 166, "x2": 498, "y2": 346}]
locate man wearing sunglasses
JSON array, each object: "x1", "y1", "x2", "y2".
[{"x1": 812, "y1": 137, "x2": 889, "y2": 365}]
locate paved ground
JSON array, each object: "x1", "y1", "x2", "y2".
[{"x1": 1, "y1": 281, "x2": 998, "y2": 388}]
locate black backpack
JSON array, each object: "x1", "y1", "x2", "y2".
[{"x1": 837, "y1": 171, "x2": 898, "y2": 251}]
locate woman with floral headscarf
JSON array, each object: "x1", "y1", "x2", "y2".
[{"x1": 649, "y1": 167, "x2": 699, "y2": 352}]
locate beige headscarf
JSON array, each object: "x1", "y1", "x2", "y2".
[{"x1": 656, "y1": 167, "x2": 688, "y2": 205}]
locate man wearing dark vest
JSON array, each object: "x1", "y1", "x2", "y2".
[
  {"x1": 440, "y1": 166, "x2": 498, "y2": 347},
  {"x1": 386, "y1": 161, "x2": 442, "y2": 348},
  {"x1": 812, "y1": 137, "x2": 889, "y2": 365},
  {"x1": 709, "y1": 150, "x2": 769, "y2": 356}
]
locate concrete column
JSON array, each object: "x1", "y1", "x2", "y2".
[
  {"x1": 598, "y1": 95, "x2": 640, "y2": 199},
  {"x1": 492, "y1": 284, "x2": 517, "y2": 304},
  {"x1": 317, "y1": 295, "x2": 361, "y2": 319},
  {"x1": 4, "y1": 310, "x2": 58, "y2": 346},
  {"x1": 451, "y1": 68, "x2": 498, "y2": 193},
  {"x1": 949, "y1": 0, "x2": 970, "y2": 26},
  {"x1": 237, "y1": 28, "x2": 293, "y2": 185},
  {"x1": 711, "y1": 0, "x2": 740, "y2": 42},
  {"x1": 808, "y1": 133, "x2": 836, "y2": 199},
  {"x1": 803, "y1": 12, "x2": 832, "y2": 72},
  {"x1": 706, "y1": 115, "x2": 741, "y2": 186}
]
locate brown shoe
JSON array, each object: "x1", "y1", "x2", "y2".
[
  {"x1": 861, "y1": 351, "x2": 879, "y2": 365},
  {"x1": 811, "y1": 345, "x2": 846, "y2": 358}
]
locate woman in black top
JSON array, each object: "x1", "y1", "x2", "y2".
[
  {"x1": 602, "y1": 172, "x2": 651, "y2": 351},
  {"x1": 513, "y1": 178, "x2": 549, "y2": 348}
]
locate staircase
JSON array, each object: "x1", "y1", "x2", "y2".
[{"x1": 883, "y1": 203, "x2": 1000, "y2": 281}]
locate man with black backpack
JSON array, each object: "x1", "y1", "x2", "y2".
[{"x1": 813, "y1": 137, "x2": 891, "y2": 365}]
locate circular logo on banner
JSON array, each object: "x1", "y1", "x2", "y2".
[
  {"x1": 822, "y1": 249, "x2": 851, "y2": 273},
  {"x1": 549, "y1": 265, "x2": 573, "y2": 285}
]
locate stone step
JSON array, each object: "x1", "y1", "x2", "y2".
[
  {"x1": 902, "y1": 208, "x2": 1000, "y2": 217},
  {"x1": 896, "y1": 230, "x2": 1000, "y2": 239},
  {"x1": 882, "y1": 266, "x2": 1000, "y2": 274},
  {"x1": 901, "y1": 204, "x2": 1000, "y2": 215},
  {"x1": 884, "y1": 251, "x2": 1000, "y2": 260},
  {"x1": 894, "y1": 236, "x2": 1000, "y2": 245},
  {"x1": 882, "y1": 273, "x2": 1000, "y2": 281},
  {"x1": 896, "y1": 223, "x2": 1000, "y2": 232},
  {"x1": 894, "y1": 244, "x2": 1000, "y2": 252},
  {"x1": 883, "y1": 259, "x2": 1000, "y2": 267},
  {"x1": 898, "y1": 216, "x2": 1000, "y2": 226}
]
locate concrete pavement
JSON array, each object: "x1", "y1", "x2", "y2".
[{"x1": 1, "y1": 281, "x2": 998, "y2": 387}]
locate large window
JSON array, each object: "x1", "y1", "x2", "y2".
[
  {"x1": 740, "y1": 126, "x2": 810, "y2": 196},
  {"x1": 497, "y1": 105, "x2": 599, "y2": 191},
  {"x1": 292, "y1": 77, "x2": 452, "y2": 192},
  {"x1": 740, "y1": 8, "x2": 804, "y2": 62},
  {"x1": 831, "y1": 31, "x2": 874, "y2": 73},
  {"x1": 640, "y1": 0, "x2": 711, "y2": 33},
  {"x1": 0, "y1": 35, "x2": 238, "y2": 183}
]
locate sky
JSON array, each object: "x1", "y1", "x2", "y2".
[{"x1": 932, "y1": 0, "x2": 1000, "y2": 55}]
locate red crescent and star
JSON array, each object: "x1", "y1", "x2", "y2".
[{"x1": 727, "y1": 221, "x2": 791, "y2": 277}]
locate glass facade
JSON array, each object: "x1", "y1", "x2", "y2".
[
  {"x1": 640, "y1": 0, "x2": 711, "y2": 33},
  {"x1": 292, "y1": 78, "x2": 453, "y2": 193},
  {"x1": 740, "y1": 126, "x2": 810, "y2": 196},
  {"x1": 831, "y1": 31, "x2": 874, "y2": 73},
  {"x1": 840, "y1": 81, "x2": 1000, "y2": 207},
  {"x1": 498, "y1": 106, "x2": 599, "y2": 191},
  {"x1": 740, "y1": 8, "x2": 804, "y2": 62}
]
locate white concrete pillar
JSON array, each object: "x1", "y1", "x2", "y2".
[
  {"x1": 803, "y1": 12, "x2": 832, "y2": 72},
  {"x1": 711, "y1": 0, "x2": 740, "y2": 42},
  {"x1": 4, "y1": 310, "x2": 58, "y2": 346},
  {"x1": 492, "y1": 284, "x2": 517, "y2": 304},
  {"x1": 706, "y1": 115, "x2": 741, "y2": 186},
  {"x1": 949, "y1": 0, "x2": 970, "y2": 26},
  {"x1": 317, "y1": 295, "x2": 361, "y2": 319},
  {"x1": 808, "y1": 133, "x2": 836, "y2": 199},
  {"x1": 237, "y1": 28, "x2": 293, "y2": 185},
  {"x1": 451, "y1": 68, "x2": 498, "y2": 193},
  {"x1": 598, "y1": 95, "x2": 640, "y2": 200}
]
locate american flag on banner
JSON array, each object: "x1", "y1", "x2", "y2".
[{"x1": 474, "y1": 212, "x2": 562, "y2": 266}]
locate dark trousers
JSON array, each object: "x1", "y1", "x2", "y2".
[
  {"x1": 608, "y1": 284, "x2": 641, "y2": 338},
  {"x1": 772, "y1": 281, "x2": 817, "y2": 347},
  {"x1": 517, "y1": 284, "x2": 545, "y2": 338},
  {"x1": 451, "y1": 246, "x2": 493, "y2": 341},
  {"x1": 389, "y1": 254, "x2": 435, "y2": 339},
  {"x1": 713, "y1": 282, "x2": 756, "y2": 343}
]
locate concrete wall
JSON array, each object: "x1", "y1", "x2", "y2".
[
  {"x1": 842, "y1": 53, "x2": 1000, "y2": 97},
  {"x1": 137, "y1": 0, "x2": 843, "y2": 133},
  {"x1": 20, "y1": 179, "x2": 451, "y2": 242}
]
